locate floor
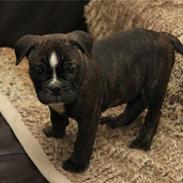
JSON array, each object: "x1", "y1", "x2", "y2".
[{"x1": 0, "y1": 113, "x2": 48, "y2": 183}]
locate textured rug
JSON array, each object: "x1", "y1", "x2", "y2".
[
  {"x1": 0, "y1": 0, "x2": 183, "y2": 182},
  {"x1": 85, "y1": 0, "x2": 183, "y2": 40},
  {"x1": 0, "y1": 42, "x2": 183, "y2": 182}
]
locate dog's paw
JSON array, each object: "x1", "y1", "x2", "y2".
[
  {"x1": 43, "y1": 126, "x2": 65, "y2": 139},
  {"x1": 63, "y1": 158, "x2": 88, "y2": 173},
  {"x1": 129, "y1": 134, "x2": 151, "y2": 151}
]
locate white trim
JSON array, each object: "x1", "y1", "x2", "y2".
[
  {"x1": 179, "y1": 35, "x2": 183, "y2": 42},
  {"x1": 0, "y1": 93, "x2": 71, "y2": 183}
]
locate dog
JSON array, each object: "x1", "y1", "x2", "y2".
[{"x1": 14, "y1": 28, "x2": 183, "y2": 173}]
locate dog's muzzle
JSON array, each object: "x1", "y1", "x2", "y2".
[
  {"x1": 37, "y1": 80, "x2": 77, "y2": 105},
  {"x1": 46, "y1": 80, "x2": 63, "y2": 95}
]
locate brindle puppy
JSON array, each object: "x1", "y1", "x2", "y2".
[{"x1": 14, "y1": 28, "x2": 183, "y2": 173}]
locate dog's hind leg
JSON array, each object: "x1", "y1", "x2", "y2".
[
  {"x1": 129, "y1": 80, "x2": 168, "y2": 151},
  {"x1": 101, "y1": 93, "x2": 147, "y2": 128}
]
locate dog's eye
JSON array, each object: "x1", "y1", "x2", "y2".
[
  {"x1": 68, "y1": 65, "x2": 77, "y2": 74},
  {"x1": 64, "y1": 63, "x2": 77, "y2": 74},
  {"x1": 33, "y1": 66, "x2": 46, "y2": 75}
]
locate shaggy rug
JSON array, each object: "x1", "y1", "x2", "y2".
[
  {"x1": 0, "y1": 0, "x2": 183, "y2": 182},
  {"x1": 0, "y1": 41, "x2": 183, "y2": 183}
]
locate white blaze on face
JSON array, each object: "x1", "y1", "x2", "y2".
[
  {"x1": 49, "y1": 51, "x2": 59, "y2": 83},
  {"x1": 48, "y1": 51, "x2": 65, "y2": 113}
]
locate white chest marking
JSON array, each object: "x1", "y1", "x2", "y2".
[
  {"x1": 49, "y1": 103, "x2": 65, "y2": 114},
  {"x1": 49, "y1": 51, "x2": 59, "y2": 83}
]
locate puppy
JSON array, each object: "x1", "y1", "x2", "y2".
[{"x1": 14, "y1": 28, "x2": 183, "y2": 173}]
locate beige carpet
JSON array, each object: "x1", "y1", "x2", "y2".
[
  {"x1": 0, "y1": 42, "x2": 183, "y2": 182},
  {"x1": 85, "y1": 0, "x2": 183, "y2": 41},
  {"x1": 0, "y1": 0, "x2": 183, "y2": 182}
]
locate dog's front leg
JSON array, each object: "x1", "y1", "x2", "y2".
[
  {"x1": 43, "y1": 107, "x2": 69, "y2": 138},
  {"x1": 63, "y1": 111, "x2": 100, "y2": 173}
]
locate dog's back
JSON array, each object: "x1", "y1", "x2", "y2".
[
  {"x1": 96, "y1": 28, "x2": 183, "y2": 151},
  {"x1": 93, "y1": 28, "x2": 183, "y2": 107},
  {"x1": 93, "y1": 28, "x2": 183, "y2": 66}
]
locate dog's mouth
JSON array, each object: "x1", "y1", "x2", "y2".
[{"x1": 37, "y1": 88, "x2": 77, "y2": 105}]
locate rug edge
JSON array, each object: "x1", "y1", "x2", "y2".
[{"x1": 0, "y1": 93, "x2": 71, "y2": 183}]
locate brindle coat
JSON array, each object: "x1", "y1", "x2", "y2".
[{"x1": 14, "y1": 28, "x2": 183, "y2": 173}]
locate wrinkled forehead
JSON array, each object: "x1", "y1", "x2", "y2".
[
  {"x1": 28, "y1": 40, "x2": 70, "y2": 64},
  {"x1": 28, "y1": 36, "x2": 82, "y2": 65},
  {"x1": 39, "y1": 38, "x2": 70, "y2": 55}
]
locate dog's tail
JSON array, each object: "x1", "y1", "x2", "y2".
[{"x1": 161, "y1": 32, "x2": 183, "y2": 55}]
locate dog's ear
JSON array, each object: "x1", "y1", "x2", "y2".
[
  {"x1": 14, "y1": 35, "x2": 40, "y2": 65},
  {"x1": 67, "y1": 31, "x2": 93, "y2": 58}
]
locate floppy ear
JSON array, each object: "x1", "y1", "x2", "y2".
[
  {"x1": 67, "y1": 31, "x2": 93, "y2": 58},
  {"x1": 14, "y1": 35, "x2": 40, "y2": 65}
]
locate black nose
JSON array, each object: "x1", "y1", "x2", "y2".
[{"x1": 47, "y1": 84, "x2": 61, "y2": 93}]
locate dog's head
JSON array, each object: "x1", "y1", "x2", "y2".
[{"x1": 14, "y1": 31, "x2": 93, "y2": 105}]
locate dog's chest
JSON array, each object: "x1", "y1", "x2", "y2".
[{"x1": 49, "y1": 103, "x2": 65, "y2": 114}]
